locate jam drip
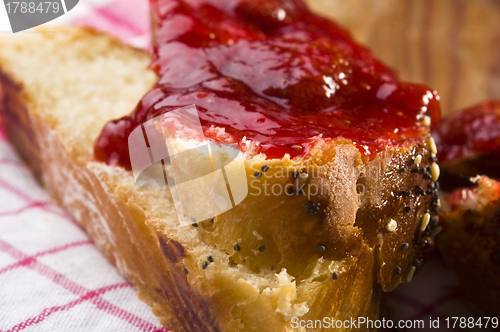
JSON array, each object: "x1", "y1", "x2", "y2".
[{"x1": 95, "y1": 0, "x2": 441, "y2": 169}]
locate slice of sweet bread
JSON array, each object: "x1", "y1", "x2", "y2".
[
  {"x1": 439, "y1": 176, "x2": 500, "y2": 316},
  {"x1": 434, "y1": 101, "x2": 500, "y2": 316},
  {"x1": 0, "y1": 1, "x2": 442, "y2": 330}
]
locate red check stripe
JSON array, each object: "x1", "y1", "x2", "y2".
[
  {"x1": 0, "y1": 239, "x2": 167, "y2": 332},
  {"x1": 0, "y1": 177, "x2": 84, "y2": 231},
  {"x1": 5, "y1": 282, "x2": 131, "y2": 332},
  {"x1": 0, "y1": 240, "x2": 92, "y2": 276},
  {"x1": 0, "y1": 201, "x2": 53, "y2": 217},
  {"x1": 0, "y1": 176, "x2": 40, "y2": 204}
]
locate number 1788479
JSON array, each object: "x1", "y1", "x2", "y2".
[{"x1": 5, "y1": 2, "x2": 61, "y2": 14}]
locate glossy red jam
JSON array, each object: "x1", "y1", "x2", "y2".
[
  {"x1": 95, "y1": 0, "x2": 441, "y2": 169},
  {"x1": 434, "y1": 101, "x2": 500, "y2": 163}
]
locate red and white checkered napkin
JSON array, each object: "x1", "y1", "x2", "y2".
[
  {"x1": 0, "y1": 126, "x2": 167, "y2": 331},
  {"x1": 0, "y1": 0, "x2": 494, "y2": 331}
]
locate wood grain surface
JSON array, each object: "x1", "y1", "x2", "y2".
[{"x1": 307, "y1": 0, "x2": 500, "y2": 117}]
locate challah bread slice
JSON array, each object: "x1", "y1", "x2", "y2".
[
  {"x1": 438, "y1": 176, "x2": 500, "y2": 317},
  {"x1": 0, "y1": 27, "x2": 440, "y2": 331}
]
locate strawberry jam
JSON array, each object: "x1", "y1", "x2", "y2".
[
  {"x1": 434, "y1": 101, "x2": 500, "y2": 163},
  {"x1": 433, "y1": 101, "x2": 500, "y2": 188},
  {"x1": 95, "y1": 0, "x2": 441, "y2": 169}
]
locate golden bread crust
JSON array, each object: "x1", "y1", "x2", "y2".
[{"x1": 0, "y1": 27, "x2": 440, "y2": 331}]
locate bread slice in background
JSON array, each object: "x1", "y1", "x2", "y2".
[
  {"x1": 0, "y1": 27, "x2": 439, "y2": 331},
  {"x1": 438, "y1": 176, "x2": 500, "y2": 317}
]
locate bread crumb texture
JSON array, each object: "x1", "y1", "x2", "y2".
[
  {"x1": 0, "y1": 27, "x2": 438, "y2": 331},
  {"x1": 0, "y1": 27, "x2": 156, "y2": 164}
]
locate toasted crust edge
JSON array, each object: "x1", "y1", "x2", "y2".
[{"x1": 0, "y1": 38, "x2": 221, "y2": 332}]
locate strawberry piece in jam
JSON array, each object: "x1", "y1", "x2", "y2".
[
  {"x1": 433, "y1": 101, "x2": 500, "y2": 189},
  {"x1": 95, "y1": 0, "x2": 441, "y2": 169}
]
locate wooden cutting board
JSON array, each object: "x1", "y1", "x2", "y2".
[{"x1": 307, "y1": 0, "x2": 500, "y2": 117}]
